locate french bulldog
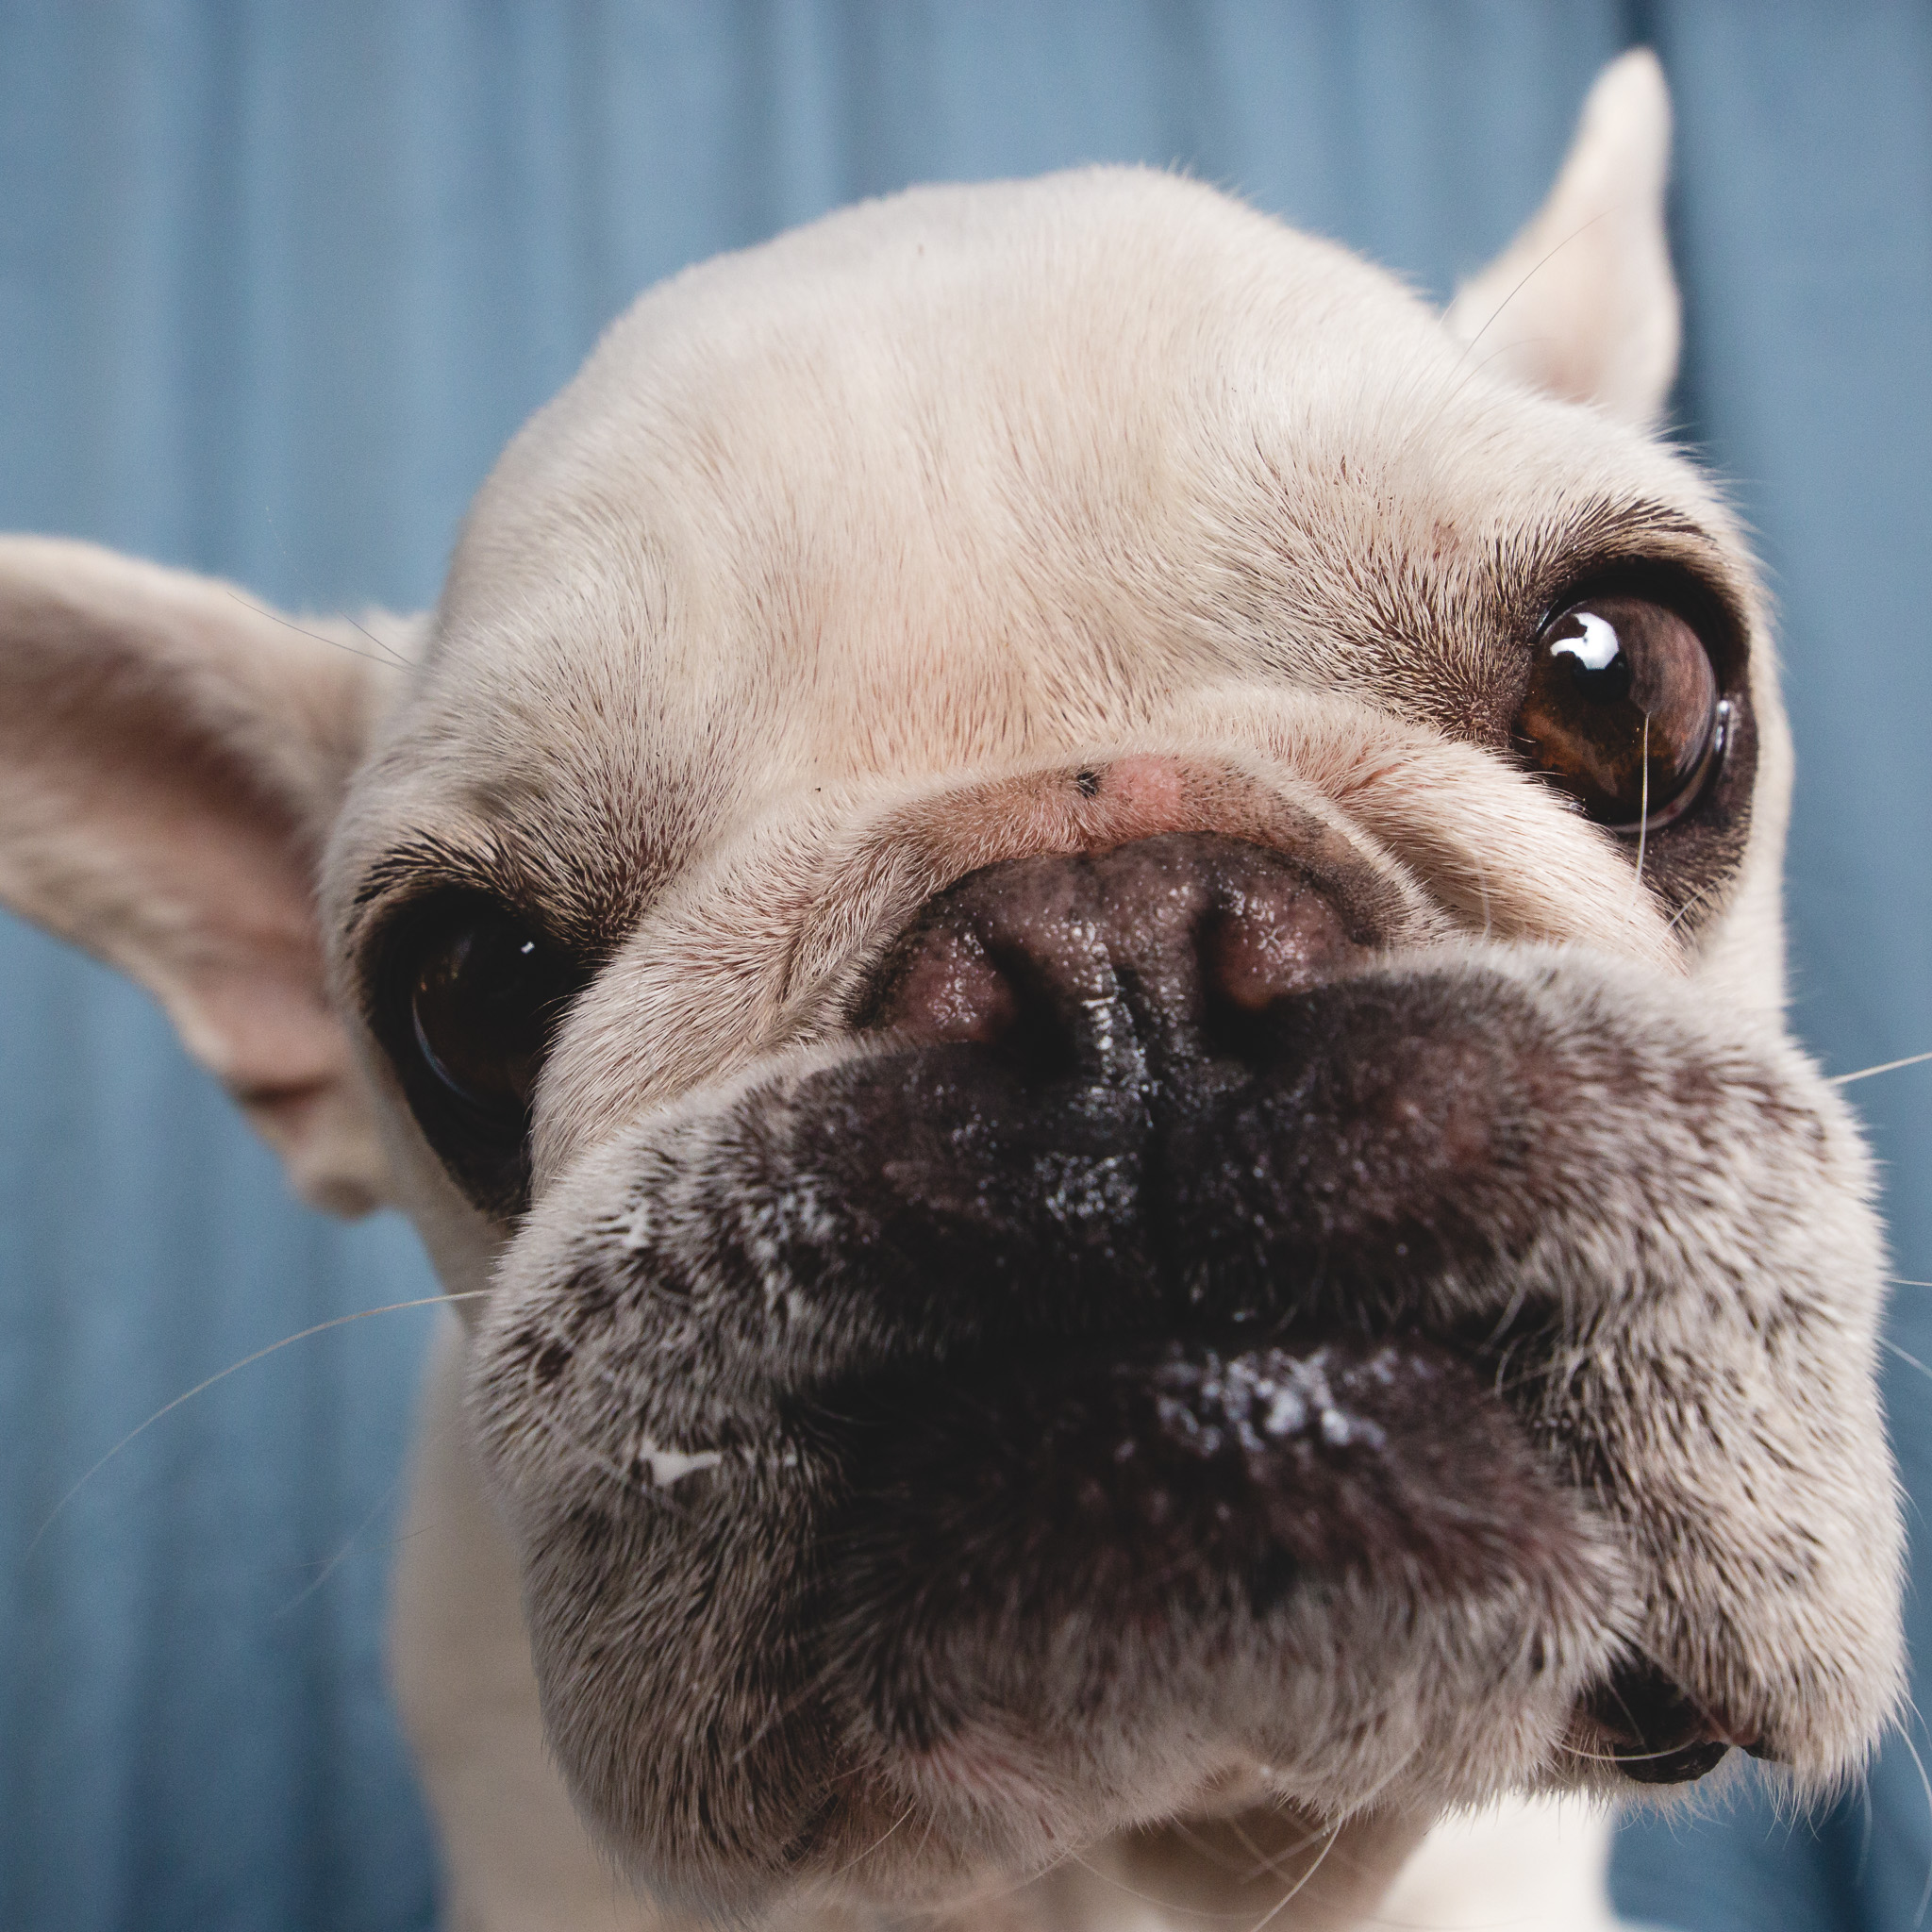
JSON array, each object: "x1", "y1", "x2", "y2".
[{"x1": 0, "y1": 48, "x2": 1904, "y2": 1932}]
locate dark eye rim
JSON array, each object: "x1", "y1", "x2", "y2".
[
  {"x1": 362, "y1": 886, "x2": 590, "y2": 1214},
  {"x1": 1528, "y1": 556, "x2": 1746, "y2": 692},
  {"x1": 1519, "y1": 558, "x2": 1746, "y2": 838}
]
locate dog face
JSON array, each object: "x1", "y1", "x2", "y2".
[{"x1": 0, "y1": 51, "x2": 1904, "y2": 1929}]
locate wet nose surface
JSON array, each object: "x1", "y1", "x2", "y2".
[{"x1": 858, "y1": 832, "x2": 1387, "y2": 1080}]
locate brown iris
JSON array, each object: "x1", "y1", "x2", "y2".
[{"x1": 1514, "y1": 593, "x2": 1723, "y2": 829}]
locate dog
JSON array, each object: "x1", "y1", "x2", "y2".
[{"x1": 0, "y1": 49, "x2": 1905, "y2": 1932}]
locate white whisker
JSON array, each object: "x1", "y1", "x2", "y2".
[
  {"x1": 272, "y1": 1471, "x2": 405, "y2": 1618},
  {"x1": 821, "y1": 1804, "x2": 915, "y2": 1881},
  {"x1": 1062, "y1": 1848, "x2": 1258, "y2": 1922},
  {"x1": 1632, "y1": 711, "x2": 1651, "y2": 902},
  {"x1": 29, "y1": 1289, "x2": 488, "y2": 1551},
  {"x1": 1881, "y1": 1337, "x2": 1932, "y2": 1388},
  {"x1": 1244, "y1": 1822, "x2": 1342, "y2": 1932},
  {"x1": 1829, "y1": 1049, "x2": 1932, "y2": 1088},
  {"x1": 1902, "y1": 1724, "x2": 1932, "y2": 1924},
  {"x1": 1664, "y1": 877, "x2": 1720, "y2": 933}
]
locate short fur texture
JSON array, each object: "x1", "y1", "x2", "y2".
[{"x1": 0, "y1": 51, "x2": 1903, "y2": 1932}]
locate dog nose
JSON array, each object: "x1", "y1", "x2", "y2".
[{"x1": 860, "y1": 832, "x2": 1383, "y2": 1079}]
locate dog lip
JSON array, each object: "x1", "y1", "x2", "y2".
[
  {"x1": 807, "y1": 1330, "x2": 1604, "y2": 1760},
  {"x1": 1612, "y1": 1739, "x2": 1732, "y2": 1786},
  {"x1": 1578, "y1": 1660, "x2": 1753, "y2": 1785}
]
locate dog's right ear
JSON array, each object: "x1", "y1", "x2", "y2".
[
  {"x1": 0, "y1": 536, "x2": 416, "y2": 1216},
  {"x1": 1444, "y1": 48, "x2": 1680, "y2": 427}
]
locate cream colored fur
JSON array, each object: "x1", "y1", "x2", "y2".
[{"x1": 0, "y1": 51, "x2": 1898, "y2": 1932}]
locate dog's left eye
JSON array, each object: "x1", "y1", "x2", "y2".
[
  {"x1": 375, "y1": 894, "x2": 583, "y2": 1208},
  {"x1": 410, "y1": 910, "x2": 564, "y2": 1113},
  {"x1": 1513, "y1": 594, "x2": 1726, "y2": 831}
]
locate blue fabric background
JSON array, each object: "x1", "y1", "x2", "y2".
[{"x1": 2, "y1": 5, "x2": 1928, "y2": 1928}]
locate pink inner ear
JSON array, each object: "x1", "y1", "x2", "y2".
[
  {"x1": 1441, "y1": 49, "x2": 1678, "y2": 427},
  {"x1": 0, "y1": 536, "x2": 392, "y2": 1214},
  {"x1": 16, "y1": 777, "x2": 387, "y2": 1215}
]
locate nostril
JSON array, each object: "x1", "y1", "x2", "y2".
[
  {"x1": 872, "y1": 925, "x2": 1021, "y2": 1045},
  {"x1": 1200, "y1": 877, "x2": 1371, "y2": 1022},
  {"x1": 1203, "y1": 905, "x2": 1312, "y2": 1015}
]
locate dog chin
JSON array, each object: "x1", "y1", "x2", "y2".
[{"x1": 804, "y1": 1347, "x2": 1627, "y2": 1886}]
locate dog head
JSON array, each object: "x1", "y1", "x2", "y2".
[{"x1": 0, "y1": 51, "x2": 1903, "y2": 1928}]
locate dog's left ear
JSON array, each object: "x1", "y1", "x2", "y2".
[
  {"x1": 1444, "y1": 48, "x2": 1679, "y2": 427},
  {"x1": 0, "y1": 536, "x2": 415, "y2": 1215}
]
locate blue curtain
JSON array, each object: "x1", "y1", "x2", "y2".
[{"x1": 2, "y1": 6, "x2": 1927, "y2": 1928}]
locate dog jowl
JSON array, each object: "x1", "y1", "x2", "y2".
[{"x1": 0, "y1": 50, "x2": 1904, "y2": 1932}]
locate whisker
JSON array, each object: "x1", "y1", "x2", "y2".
[
  {"x1": 29, "y1": 1289, "x2": 489, "y2": 1551},
  {"x1": 1170, "y1": 1815, "x2": 1257, "y2": 1877},
  {"x1": 225, "y1": 589, "x2": 408, "y2": 672},
  {"x1": 1902, "y1": 1725, "x2": 1932, "y2": 1924},
  {"x1": 266, "y1": 1383, "x2": 479, "y2": 1617},
  {"x1": 907, "y1": 1808, "x2": 939, "y2": 1872},
  {"x1": 1829, "y1": 1049, "x2": 1932, "y2": 1088},
  {"x1": 258, "y1": 504, "x2": 414, "y2": 667},
  {"x1": 272, "y1": 1470, "x2": 405, "y2": 1618},
  {"x1": 1235, "y1": 1819, "x2": 1341, "y2": 1886},
  {"x1": 1220, "y1": 1809, "x2": 1279, "y2": 1878},
  {"x1": 727, "y1": 1639, "x2": 865, "y2": 1769},
  {"x1": 1632, "y1": 711, "x2": 1651, "y2": 902},
  {"x1": 1882, "y1": 1337, "x2": 1932, "y2": 1389},
  {"x1": 1063, "y1": 1848, "x2": 1260, "y2": 1922},
  {"x1": 341, "y1": 608, "x2": 411, "y2": 666},
  {"x1": 1664, "y1": 877, "x2": 1720, "y2": 934},
  {"x1": 1480, "y1": 1276, "x2": 1531, "y2": 1353},
  {"x1": 1233, "y1": 1753, "x2": 1421, "y2": 1932},
  {"x1": 1244, "y1": 1821, "x2": 1341, "y2": 1932},
  {"x1": 821, "y1": 1803, "x2": 914, "y2": 1881},
  {"x1": 1558, "y1": 1740, "x2": 1724, "y2": 1768},
  {"x1": 936, "y1": 1846, "x2": 1080, "y2": 1918},
  {"x1": 1452, "y1": 208, "x2": 1614, "y2": 372}
]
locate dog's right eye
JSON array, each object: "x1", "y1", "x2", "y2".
[
  {"x1": 375, "y1": 895, "x2": 583, "y2": 1210},
  {"x1": 1514, "y1": 593, "x2": 1725, "y2": 831}
]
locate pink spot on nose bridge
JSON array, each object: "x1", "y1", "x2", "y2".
[{"x1": 1093, "y1": 754, "x2": 1192, "y2": 831}]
